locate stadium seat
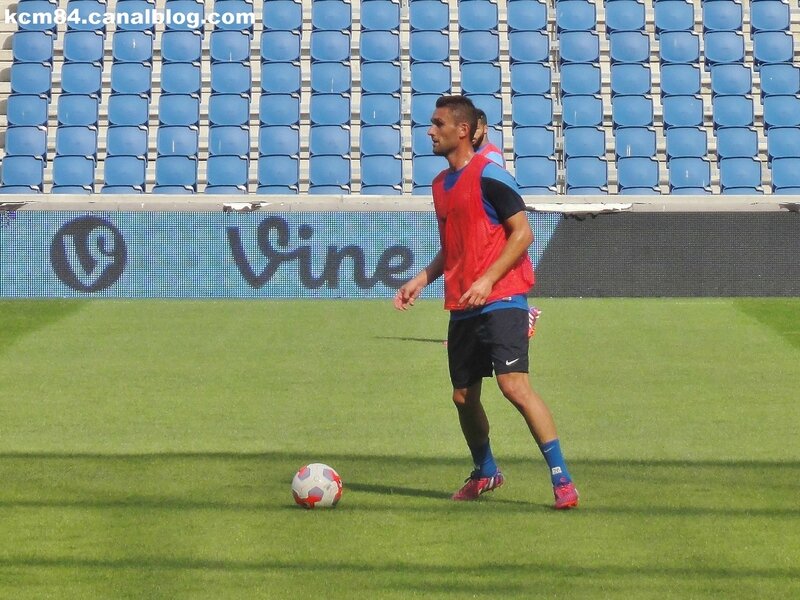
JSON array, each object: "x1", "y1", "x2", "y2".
[
  {"x1": 412, "y1": 124, "x2": 434, "y2": 156},
  {"x1": 660, "y1": 64, "x2": 701, "y2": 96},
  {"x1": 511, "y1": 94, "x2": 553, "y2": 127},
  {"x1": 158, "y1": 94, "x2": 200, "y2": 126},
  {"x1": 767, "y1": 127, "x2": 800, "y2": 161},
  {"x1": 310, "y1": 94, "x2": 351, "y2": 125},
  {"x1": 411, "y1": 93, "x2": 440, "y2": 125},
  {"x1": 459, "y1": 31, "x2": 499, "y2": 63},
  {"x1": 605, "y1": 0, "x2": 646, "y2": 33},
  {"x1": 211, "y1": 63, "x2": 252, "y2": 95},
  {"x1": 563, "y1": 127, "x2": 605, "y2": 158},
  {"x1": 106, "y1": 125, "x2": 148, "y2": 157},
  {"x1": 312, "y1": 0, "x2": 351, "y2": 31},
  {"x1": 17, "y1": 0, "x2": 58, "y2": 33},
  {"x1": 614, "y1": 127, "x2": 656, "y2": 158},
  {"x1": 712, "y1": 96, "x2": 754, "y2": 128},
  {"x1": 155, "y1": 155, "x2": 197, "y2": 190},
  {"x1": 160, "y1": 63, "x2": 202, "y2": 95},
  {"x1": 10, "y1": 63, "x2": 52, "y2": 96},
  {"x1": 410, "y1": 62, "x2": 452, "y2": 94},
  {"x1": 361, "y1": 62, "x2": 401, "y2": 94},
  {"x1": 659, "y1": 31, "x2": 700, "y2": 63},
  {"x1": 654, "y1": 0, "x2": 695, "y2": 34},
  {"x1": 510, "y1": 63, "x2": 552, "y2": 95},
  {"x1": 207, "y1": 155, "x2": 248, "y2": 190},
  {"x1": 710, "y1": 64, "x2": 752, "y2": 96},
  {"x1": 556, "y1": 0, "x2": 596, "y2": 32},
  {"x1": 716, "y1": 127, "x2": 758, "y2": 159},
  {"x1": 459, "y1": 0, "x2": 498, "y2": 31},
  {"x1": 310, "y1": 31, "x2": 351, "y2": 62},
  {"x1": 508, "y1": 31, "x2": 549, "y2": 63},
  {"x1": 704, "y1": 31, "x2": 745, "y2": 67},
  {"x1": 210, "y1": 31, "x2": 251, "y2": 63},
  {"x1": 259, "y1": 125, "x2": 299, "y2": 156},
  {"x1": 616, "y1": 157, "x2": 659, "y2": 192},
  {"x1": 12, "y1": 31, "x2": 54, "y2": 63},
  {"x1": 513, "y1": 126, "x2": 555, "y2": 158},
  {"x1": 610, "y1": 64, "x2": 651, "y2": 96},
  {"x1": 163, "y1": 0, "x2": 204, "y2": 32},
  {"x1": 412, "y1": 155, "x2": 447, "y2": 187},
  {"x1": 209, "y1": 94, "x2": 250, "y2": 126},
  {"x1": 360, "y1": 125, "x2": 401, "y2": 157},
  {"x1": 261, "y1": 63, "x2": 302, "y2": 94},
  {"x1": 360, "y1": 155, "x2": 402, "y2": 189},
  {"x1": 0, "y1": 156, "x2": 44, "y2": 189},
  {"x1": 156, "y1": 125, "x2": 199, "y2": 156},
  {"x1": 662, "y1": 95, "x2": 704, "y2": 128},
  {"x1": 759, "y1": 64, "x2": 800, "y2": 96},
  {"x1": 258, "y1": 94, "x2": 300, "y2": 125},
  {"x1": 52, "y1": 155, "x2": 95, "y2": 189},
  {"x1": 55, "y1": 126, "x2": 98, "y2": 157},
  {"x1": 361, "y1": 31, "x2": 400, "y2": 62},
  {"x1": 565, "y1": 157, "x2": 608, "y2": 192},
  {"x1": 771, "y1": 157, "x2": 800, "y2": 191},
  {"x1": 360, "y1": 0, "x2": 400, "y2": 31},
  {"x1": 753, "y1": 31, "x2": 794, "y2": 67},
  {"x1": 7, "y1": 94, "x2": 49, "y2": 127},
  {"x1": 161, "y1": 30, "x2": 203, "y2": 63},
  {"x1": 309, "y1": 156, "x2": 351, "y2": 192},
  {"x1": 559, "y1": 63, "x2": 601, "y2": 95},
  {"x1": 99, "y1": 186, "x2": 143, "y2": 194},
  {"x1": 515, "y1": 157, "x2": 557, "y2": 190},
  {"x1": 213, "y1": 0, "x2": 254, "y2": 32},
  {"x1": 208, "y1": 126, "x2": 249, "y2": 156},
  {"x1": 751, "y1": 1, "x2": 790, "y2": 33},
  {"x1": 262, "y1": 30, "x2": 301, "y2": 62},
  {"x1": 62, "y1": 63, "x2": 102, "y2": 96},
  {"x1": 665, "y1": 127, "x2": 707, "y2": 159},
  {"x1": 668, "y1": 157, "x2": 711, "y2": 191},
  {"x1": 507, "y1": 0, "x2": 547, "y2": 32},
  {"x1": 559, "y1": 31, "x2": 600, "y2": 64},
  {"x1": 763, "y1": 95, "x2": 800, "y2": 128},
  {"x1": 612, "y1": 96, "x2": 654, "y2": 128},
  {"x1": 203, "y1": 185, "x2": 247, "y2": 194},
  {"x1": 112, "y1": 31, "x2": 153, "y2": 63},
  {"x1": 719, "y1": 158, "x2": 761, "y2": 192},
  {"x1": 409, "y1": 31, "x2": 449, "y2": 63},
  {"x1": 609, "y1": 32, "x2": 650, "y2": 64},
  {"x1": 702, "y1": 0, "x2": 743, "y2": 32},
  {"x1": 361, "y1": 185, "x2": 402, "y2": 195},
  {"x1": 409, "y1": 0, "x2": 448, "y2": 31},
  {"x1": 4, "y1": 126, "x2": 47, "y2": 158},
  {"x1": 257, "y1": 155, "x2": 299, "y2": 190},
  {"x1": 103, "y1": 155, "x2": 146, "y2": 190},
  {"x1": 108, "y1": 94, "x2": 149, "y2": 126},
  {"x1": 65, "y1": 30, "x2": 105, "y2": 63},
  {"x1": 115, "y1": 0, "x2": 156, "y2": 32},
  {"x1": 311, "y1": 62, "x2": 351, "y2": 94},
  {"x1": 468, "y1": 95, "x2": 503, "y2": 126},
  {"x1": 309, "y1": 125, "x2": 351, "y2": 156},
  {"x1": 561, "y1": 95, "x2": 603, "y2": 128},
  {"x1": 461, "y1": 63, "x2": 501, "y2": 95},
  {"x1": 57, "y1": 94, "x2": 99, "y2": 126},
  {"x1": 618, "y1": 187, "x2": 661, "y2": 195},
  {"x1": 669, "y1": 187, "x2": 710, "y2": 195},
  {"x1": 263, "y1": 0, "x2": 302, "y2": 31},
  {"x1": 111, "y1": 63, "x2": 152, "y2": 96}
]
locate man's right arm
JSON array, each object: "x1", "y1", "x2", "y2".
[{"x1": 393, "y1": 250, "x2": 444, "y2": 310}]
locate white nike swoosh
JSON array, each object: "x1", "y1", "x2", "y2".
[{"x1": 505, "y1": 358, "x2": 520, "y2": 365}]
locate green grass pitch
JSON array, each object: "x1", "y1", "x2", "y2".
[{"x1": 0, "y1": 298, "x2": 798, "y2": 599}]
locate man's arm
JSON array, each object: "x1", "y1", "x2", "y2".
[{"x1": 393, "y1": 250, "x2": 445, "y2": 311}]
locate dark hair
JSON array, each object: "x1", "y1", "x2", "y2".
[
  {"x1": 435, "y1": 95, "x2": 478, "y2": 138},
  {"x1": 475, "y1": 108, "x2": 488, "y2": 125}
]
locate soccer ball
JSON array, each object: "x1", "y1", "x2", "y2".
[{"x1": 292, "y1": 463, "x2": 343, "y2": 509}]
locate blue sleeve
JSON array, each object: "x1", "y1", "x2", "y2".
[{"x1": 480, "y1": 163, "x2": 526, "y2": 225}]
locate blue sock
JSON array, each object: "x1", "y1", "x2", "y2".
[
  {"x1": 539, "y1": 438, "x2": 572, "y2": 486},
  {"x1": 469, "y1": 439, "x2": 498, "y2": 478}
]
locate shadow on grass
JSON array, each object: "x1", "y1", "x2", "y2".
[
  {"x1": 374, "y1": 335, "x2": 446, "y2": 344},
  {"x1": 0, "y1": 300, "x2": 86, "y2": 355}
]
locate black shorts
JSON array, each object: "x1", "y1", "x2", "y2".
[{"x1": 447, "y1": 308, "x2": 529, "y2": 389}]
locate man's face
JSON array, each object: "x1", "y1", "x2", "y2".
[
  {"x1": 428, "y1": 107, "x2": 468, "y2": 156},
  {"x1": 472, "y1": 120, "x2": 488, "y2": 147}
]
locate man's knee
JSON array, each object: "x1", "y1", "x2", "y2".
[{"x1": 497, "y1": 373, "x2": 530, "y2": 405}]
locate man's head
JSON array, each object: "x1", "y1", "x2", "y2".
[
  {"x1": 428, "y1": 95, "x2": 478, "y2": 157},
  {"x1": 472, "y1": 108, "x2": 489, "y2": 149}
]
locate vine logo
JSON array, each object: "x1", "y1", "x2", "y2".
[{"x1": 50, "y1": 216, "x2": 127, "y2": 292}]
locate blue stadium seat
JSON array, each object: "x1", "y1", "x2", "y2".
[
  {"x1": 4, "y1": 126, "x2": 47, "y2": 158},
  {"x1": 763, "y1": 95, "x2": 800, "y2": 128},
  {"x1": 468, "y1": 95, "x2": 503, "y2": 126},
  {"x1": 461, "y1": 63, "x2": 501, "y2": 95},
  {"x1": 157, "y1": 125, "x2": 199, "y2": 156},
  {"x1": 309, "y1": 125, "x2": 351, "y2": 156},
  {"x1": 155, "y1": 155, "x2": 197, "y2": 190},
  {"x1": 12, "y1": 31, "x2": 54, "y2": 63},
  {"x1": 665, "y1": 127, "x2": 707, "y2": 159},
  {"x1": 161, "y1": 30, "x2": 202, "y2": 62},
  {"x1": 361, "y1": 31, "x2": 399, "y2": 62},
  {"x1": 262, "y1": 30, "x2": 301, "y2": 62},
  {"x1": 115, "y1": 0, "x2": 156, "y2": 32},
  {"x1": 515, "y1": 157, "x2": 557, "y2": 191},
  {"x1": 660, "y1": 64, "x2": 701, "y2": 96},
  {"x1": 610, "y1": 64, "x2": 651, "y2": 96},
  {"x1": 263, "y1": 0, "x2": 302, "y2": 31},
  {"x1": 563, "y1": 127, "x2": 605, "y2": 158},
  {"x1": 753, "y1": 31, "x2": 794, "y2": 67},
  {"x1": 565, "y1": 157, "x2": 608, "y2": 192},
  {"x1": 662, "y1": 95, "x2": 704, "y2": 128},
  {"x1": 210, "y1": 31, "x2": 251, "y2": 63},
  {"x1": 409, "y1": 0, "x2": 448, "y2": 31},
  {"x1": 17, "y1": 0, "x2": 58, "y2": 32},
  {"x1": 712, "y1": 95, "x2": 754, "y2": 128},
  {"x1": 310, "y1": 31, "x2": 350, "y2": 62},
  {"x1": 609, "y1": 32, "x2": 650, "y2": 64},
  {"x1": 360, "y1": 155, "x2": 402, "y2": 190},
  {"x1": 615, "y1": 127, "x2": 656, "y2": 158},
  {"x1": 507, "y1": 0, "x2": 547, "y2": 32},
  {"x1": 410, "y1": 62, "x2": 452, "y2": 94},
  {"x1": 767, "y1": 127, "x2": 800, "y2": 161},
  {"x1": 10, "y1": 63, "x2": 52, "y2": 96},
  {"x1": 103, "y1": 155, "x2": 146, "y2": 191},
  {"x1": 61, "y1": 63, "x2": 102, "y2": 96},
  {"x1": 56, "y1": 125, "x2": 98, "y2": 157},
  {"x1": 259, "y1": 125, "x2": 299, "y2": 156},
  {"x1": 710, "y1": 64, "x2": 752, "y2": 96},
  {"x1": 57, "y1": 94, "x2": 99, "y2": 126},
  {"x1": 719, "y1": 158, "x2": 761, "y2": 192},
  {"x1": 704, "y1": 31, "x2": 745, "y2": 67},
  {"x1": 556, "y1": 0, "x2": 596, "y2": 32},
  {"x1": 213, "y1": 0, "x2": 254, "y2": 32},
  {"x1": 0, "y1": 156, "x2": 44, "y2": 189},
  {"x1": 361, "y1": 62, "x2": 401, "y2": 94},
  {"x1": 108, "y1": 94, "x2": 149, "y2": 126},
  {"x1": 106, "y1": 125, "x2": 148, "y2": 157},
  {"x1": 508, "y1": 30, "x2": 549, "y2": 64},
  {"x1": 559, "y1": 31, "x2": 600, "y2": 64},
  {"x1": 211, "y1": 63, "x2": 251, "y2": 95},
  {"x1": 163, "y1": 0, "x2": 203, "y2": 32},
  {"x1": 459, "y1": 31, "x2": 499, "y2": 63},
  {"x1": 612, "y1": 96, "x2": 654, "y2": 128},
  {"x1": 161, "y1": 63, "x2": 201, "y2": 95},
  {"x1": 360, "y1": 125, "x2": 401, "y2": 156},
  {"x1": 311, "y1": 62, "x2": 350, "y2": 94},
  {"x1": 112, "y1": 31, "x2": 153, "y2": 63},
  {"x1": 100, "y1": 186, "x2": 143, "y2": 194},
  {"x1": 668, "y1": 157, "x2": 711, "y2": 191},
  {"x1": 207, "y1": 155, "x2": 248, "y2": 190},
  {"x1": 111, "y1": 63, "x2": 152, "y2": 96},
  {"x1": 513, "y1": 126, "x2": 555, "y2": 157},
  {"x1": 654, "y1": 0, "x2": 694, "y2": 34},
  {"x1": 659, "y1": 31, "x2": 700, "y2": 63},
  {"x1": 751, "y1": 1, "x2": 790, "y2": 33},
  {"x1": 771, "y1": 157, "x2": 800, "y2": 191},
  {"x1": 559, "y1": 63, "x2": 600, "y2": 95},
  {"x1": 65, "y1": 30, "x2": 105, "y2": 63},
  {"x1": 606, "y1": 0, "x2": 646, "y2": 33},
  {"x1": 412, "y1": 155, "x2": 447, "y2": 188},
  {"x1": 510, "y1": 63, "x2": 552, "y2": 95},
  {"x1": 361, "y1": 0, "x2": 400, "y2": 31},
  {"x1": 52, "y1": 155, "x2": 95, "y2": 189},
  {"x1": 716, "y1": 127, "x2": 758, "y2": 159},
  {"x1": 459, "y1": 1, "x2": 499, "y2": 31},
  {"x1": 562, "y1": 95, "x2": 603, "y2": 128},
  {"x1": 511, "y1": 94, "x2": 553, "y2": 127},
  {"x1": 309, "y1": 156, "x2": 351, "y2": 192},
  {"x1": 7, "y1": 94, "x2": 49, "y2": 127},
  {"x1": 312, "y1": 0, "x2": 351, "y2": 31},
  {"x1": 702, "y1": 0, "x2": 742, "y2": 32},
  {"x1": 310, "y1": 93, "x2": 351, "y2": 125},
  {"x1": 158, "y1": 94, "x2": 200, "y2": 126},
  {"x1": 209, "y1": 94, "x2": 250, "y2": 126},
  {"x1": 409, "y1": 31, "x2": 449, "y2": 62},
  {"x1": 152, "y1": 186, "x2": 195, "y2": 194},
  {"x1": 567, "y1": 187, "x2": 607, "y2": 196},
  {"x1": 64, "y1": 0, "x2": 106, "y2": 32},
  {"x1": 617, "y1": 157, "x2": 659, "y2": 192},
  {"x1": 411, "y1": 93, "x2": 440, "y2": 125},
  {"x1": 259, "y1": 94, "x2": 300, "y2": 125},
  {"x1": 51, "y1": 186, "x2": 95, "y2": 194},
  {"x1": 361, "y1": 185, "x2": 402, "y2": 195},
  {"x1": 760, "y1": 63, "x2": 800, "y2": 96},
  {"x1": 261, "y1": 62, "x2": 301, "y2": 94},
  {"x1": 412, "y1": 124, "x2": 434, "y2": 155},
  {"x1": 257, "y1": 155, "x2": 299, "y2": 191}
]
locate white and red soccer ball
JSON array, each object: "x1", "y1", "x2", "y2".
[{"x1": 292, "y1": 463, "x2": 343, "y2": 509}]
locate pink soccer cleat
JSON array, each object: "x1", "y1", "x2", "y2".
[
  {"x1": 553, "y1": 479, "x2": 579, "y2": 510},
  {"x1": 528, "y1": 307, "x2": 542, "y2": 339},
  {"x1": 451, "y1": 470, "x2": 505, "y2": 501}
]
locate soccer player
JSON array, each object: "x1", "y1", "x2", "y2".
[{"x1": 394, "y1": 95, "x2": 579, "y2": 510}]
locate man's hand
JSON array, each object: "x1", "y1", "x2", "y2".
[
  {"x1": 394, "y1": 277, "x2": 425, "y2": 310},
  {"x1": 458, "y1": 275, "x2": 494, "y2": 309}
]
